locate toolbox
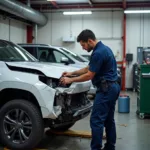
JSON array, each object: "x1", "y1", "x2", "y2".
[{"x1": 136, "y1": 64, "x2": 150, "y2": 119}]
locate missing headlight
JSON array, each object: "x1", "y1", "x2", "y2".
[
  {"x1": 39, "y1": 75, "x2": 59, "y2": 88},
  {"x1": 47, "y1": 78, "x2": 53, "y2": 87},
  {"x1": 47, "y1": 78, "x2": 58, "y2": 88},
  {"x1": 39, "y1": 75, "x2": 71, "y2": 88}
]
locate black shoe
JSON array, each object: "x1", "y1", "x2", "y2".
[{"x1": 101, "y1": 147, "x2": 115, "y2": 150}]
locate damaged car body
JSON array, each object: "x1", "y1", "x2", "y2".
[{"x1": 0, "y1": 40, "x2": 92, "y2": 150}]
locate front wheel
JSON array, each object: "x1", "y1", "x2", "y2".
[{"x1": 0, "y1": 100, "x2": 44, "y2": 150}]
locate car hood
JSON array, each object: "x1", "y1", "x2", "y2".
[
  {"x1": 83, "y1": 62, "x2": 89, "y2": 65},
  {"x1": 6, "y1": 61, "x2": 78, "y2": 79}
]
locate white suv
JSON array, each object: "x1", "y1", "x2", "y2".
[
  {"x1": 18, "y1": 43, "x2": 97, "y2": 95},
  {"x1": 0, "y1": 40, "x2": 92, "y2": 150}
]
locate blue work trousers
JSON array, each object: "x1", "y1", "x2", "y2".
[{"x1": 90, "y1": 82, "x2": 120, "y2": 150}]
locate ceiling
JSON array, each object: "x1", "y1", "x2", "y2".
[
  {"x1": 18, "y1": 0, "x2": 150, "y2": 10},
  {"x1": 0, "y1": 0, "x2": 149, "y2": 25}
]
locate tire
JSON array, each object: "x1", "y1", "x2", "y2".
[
  {"x1": 139, "y1": 113, "x2": 145, "y2": 119},
  {"x1": 0, "y1": 99, "x2": 44, "y2": 150},
  {"x1": 50, "y1": 123, "x2": 75, "y2": 131}
]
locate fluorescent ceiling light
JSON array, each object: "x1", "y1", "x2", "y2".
[
  {"x1": 63, "y1": 11, "x2": 92, "y2": 15},
  {"x1": 124, "y1": 10, "x2": 150, "y2": 14}
]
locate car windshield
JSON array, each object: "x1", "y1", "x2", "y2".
[
  {"x1": 60, "y1": 48, "x2": 88, "y2": 62},
  {"x1": 0, "y1": 41, "x2": 37, "y2": 62},
  {"x1": 82, "y1": 55, "x2": 91, "y2": 61}
]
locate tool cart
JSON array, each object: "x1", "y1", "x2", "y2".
[{"x1": 136, "y1": 64, "x2": 150, "y2": 119}]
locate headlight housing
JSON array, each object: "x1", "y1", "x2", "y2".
[
  {"x1": 39, "y1": 75, "x2": 70, "y2": 88},
  {"x1": 39, "y1": 75, "x2": 58, "y2": 88}
]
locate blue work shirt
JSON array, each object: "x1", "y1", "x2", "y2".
[{"x1": 89, "y1": 41, "x2": 118, "y2": 87}]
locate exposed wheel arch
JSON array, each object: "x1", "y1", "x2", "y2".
[{"x1": 0, "y1": 88, "x2": 42, "y2": 115}]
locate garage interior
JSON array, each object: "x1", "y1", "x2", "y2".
[{"x1": 0, "y1": 0, "x2": 150, "y2": 150}]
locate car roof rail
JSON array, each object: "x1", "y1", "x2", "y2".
[{"x1": 18, "y1": 43, "x2": 51, "y2": 47}]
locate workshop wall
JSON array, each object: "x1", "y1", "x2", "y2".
[
  {"x1": 0, "y1": 10, "x2": 150, "y2": 89},
  {"x1": 126, "y1": 13, "x2": 150, "y2": 88},
  {"x1": 36, "y1": 10, "x2": 150, "y2": 88},
  {"x1": 37, "y1": 11, "x2": 123, "y2": 61},
  {"x1": 0, "y1": 15, "x2": 26, "y2": 43}
]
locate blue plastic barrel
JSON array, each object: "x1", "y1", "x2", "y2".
[{"x1": 118, "y1": 95, "x2": 130, "y2": 113}]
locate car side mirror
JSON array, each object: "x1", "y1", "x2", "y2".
[{"x1": 61, "y1": 57, "x2": 69, "y2": 65}]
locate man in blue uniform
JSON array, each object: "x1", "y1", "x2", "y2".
[{"x1": 60, "y1": 29, "x2": 120, "y2": 150}]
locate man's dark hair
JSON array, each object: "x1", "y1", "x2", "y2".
[{"x1": 77, "y1": 29, "x2": 96, "y2": 42}]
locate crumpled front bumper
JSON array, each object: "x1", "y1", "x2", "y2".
[
  {"x1": 55, "y1": 80, "x2": 91, "y2": 94},
  {"x1": 42, "y1": 80, "x2": 92, "y2": 119},
  {"x1": 88, "y1": 84, "x2": 97, "y2": 95},
  {"x1": 73, "y1": 101, "x2": 93, "y2": 118}
]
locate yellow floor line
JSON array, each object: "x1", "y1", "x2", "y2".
[
  {"x1": 4, "y1": 130, "x2": 106, "y2": 150},
  {"x1": 46, "y1": 129, "x2": 106, "y2": 139},
  {"x1": 4, "y1": 148, "x2": 48, "y2": 150},
  {"x1": 35, "y1": 149, "x2": 48, "y2": 150}
]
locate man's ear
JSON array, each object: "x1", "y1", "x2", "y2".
[{"x1": 88, "y1": 39, "x2": 92, "y2": 43}]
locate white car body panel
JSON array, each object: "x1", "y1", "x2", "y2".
[
  {"x1": 0, "y1": 61, "x2": 91, "y2": 119},
  {"x1": 18, "y1": 44, "x2": 96, "y2": 95},
  {"x1": 5, "y1": 62, "x2": 77, "y2": 79}
]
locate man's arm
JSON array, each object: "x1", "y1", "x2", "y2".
[
  {"x1": 60, "y1": 70, "x2": 95, "y2": 85},
  {"x1": 71, "y1": 66, "x2": 89, "y2": 76}
]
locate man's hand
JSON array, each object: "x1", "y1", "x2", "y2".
[
  {"x1": 60, "y1": 77, "x2": 73, "y2": 85},
  {"x1": 60, "y1": 70, "x2": 95, "y2": 85},
  {"x1": 62, "y1": 71, "x2": 73, "y2": 77}
]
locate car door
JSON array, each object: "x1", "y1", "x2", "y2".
[
  {"x1": 38, "y1": 47, "x2": 75, "y2": 65},
  {"x1": 52, "y1": 49, "x2": 87, "y2": 68},
  {"x1": 52, "y1": 50, "x2": 74, "y2": 64}
]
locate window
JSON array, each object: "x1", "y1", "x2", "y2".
[
  {"x1": 53, "y1": 50, "x2": 66, "y2": 63},
  {"x1": 22, "y1": 47, "x2": 37, "y2": 58},
  {"x1": 60, "y1": 48, "x2": 87, "y2": 62},
  {"x1": 52, "y1": 50, "x2": 74, "y2": 64},
  {"x1": 38, "y1": 47, "x2": 50, "y2": 62},
  {"x1": 38, "y1": 47, "x2": 74, "y2": 64},
  {"x1": 0, "y1": 41, "x2": 37, "y2": 62}
]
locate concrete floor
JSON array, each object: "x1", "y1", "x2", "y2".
[{"x1": 1, "y1": 91, "x2": 150, "y2": 150}]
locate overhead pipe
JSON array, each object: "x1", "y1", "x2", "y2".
[
  {"x1": 32, "y1": 1, "x2": 150, "y2": 10},
  {"x1": 34, "y1": 24, "x2": 38, "y2": 44},
  {"x1": 122, "y1": 14, "x2": 126, "y2": 91},
  {"x1": 88, "y1": 0, "x2": 93, "y2": 7},
  {"x1": 57, "y1": 1, "x2": 150, "y2": 9},
  {"x1": 50, "y1": 1, "x2": 59, "y2": 9},
  {"x1": 0, "y1": 0, "x2": 47, "y2": 26},
  {"x1": 27, "y1": 0, "x2": 30, "y2": 7},
  {"x1": 122, "y1": 0, "x2": 127, "y2": 91},
  {"x1": 27, "y1": 26, "x2": 33, "y2": 43},
  {"x1": 127, "y1": 1, "x2": 150, "y2": 8},
  {"x1": 32, "y1": 2, "x2": 123, "y2": 10}
]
